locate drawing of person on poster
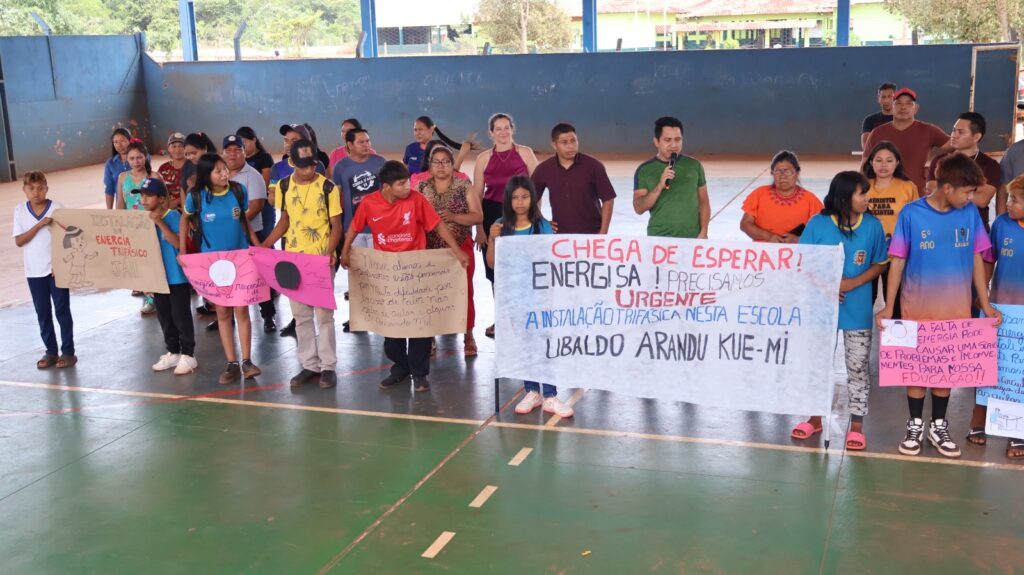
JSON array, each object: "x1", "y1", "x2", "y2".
[{"x1": 60, "y1": 226, "x2": 98, "y2": 287}]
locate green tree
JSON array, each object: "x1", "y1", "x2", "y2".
[
  {"x1": 102, "y1": 0, "x2": 179, "y2": 52},
  {"x1": 885, "y1": 0, "x2": 1022, "y2": 43},
  {"x1": 475, "y1": 0, "x2": 574, "y2": 53}
]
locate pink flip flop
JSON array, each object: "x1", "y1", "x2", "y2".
[
  {"x1": 791, "y1": 421, "x2": 822, "y2": 439},
  {"x1": 845, "y1": 431, "x2": 867, "y2": 451}
]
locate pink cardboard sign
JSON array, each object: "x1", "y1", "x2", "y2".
[
  {"x1": 180, "y1": 250, "x2": 270, "y2": 307},
  {"x1": 879, "y1": 318, "x2": 998, "y2": 388},
  {"x1": 250, "y1": 247, "x2": 336, "y2": 310}
]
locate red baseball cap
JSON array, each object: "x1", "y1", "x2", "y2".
[{"x1": 894, "y1": 87, "x2": 917, "y2": 101}]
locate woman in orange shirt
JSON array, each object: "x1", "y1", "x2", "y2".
[{"x1": 740, "y1": 150, "x2": 823, "y2": 243}]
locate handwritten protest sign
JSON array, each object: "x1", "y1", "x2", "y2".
[
  {"x1": 979, "y1": 306, "x2": 1024, "y2": 436},
  {"x1": 180, "y1": 250, "x2": 270, "y2": 307},
  {"x1": 494, "y1": 235, "x2": 843, "y2": 416},
  {"x1": 250, "y1": 247, "x2": 336, "y2": 310},
  {"x1": 348, "y1": 247, "x2": 467, "y2": 338},
  {"x1": 50, "y1": 209, "x2": 169, "y2": 293},
  {"x1": 879, "y1": 319, "x2": 997, "y2": 388}
]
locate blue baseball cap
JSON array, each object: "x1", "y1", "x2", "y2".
[
  {"x1": 133, "y1": 178, "x2": 168, "y2": 196},
  {"x1": 223, "y1": 134, "x2": 244, "y2": 149}
]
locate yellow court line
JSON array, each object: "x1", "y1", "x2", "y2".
[
  {"x1": 2, "y1": 380, "x2": 1022, "y2": 472},
  {"x1": 421, "y1": 531, "x2": 456, "y2": 559},
  {"x1": 507, "y1": 447, "x2": 533, "y2": 466},
  {"x1": 468, "y1": 485, "x2": 498, "y2": 508}
]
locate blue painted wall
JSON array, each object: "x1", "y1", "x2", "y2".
[
  {"x1": 143, "y1": 44, "x2": 1017, "y2": 159},
  {"x1": 0, "y1": 34, "x2": 149, "y2": 180}
]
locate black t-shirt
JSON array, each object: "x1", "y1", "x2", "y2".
[
  {"x1": 246, "y1": 150, "x2": 274, "y2": 174},
  {"x1": 862, "y1": 112, "x2": 893, "y2": 134}
]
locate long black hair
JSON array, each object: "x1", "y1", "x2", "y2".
[
  {"x1": 822, "y1": 171, "x2": 870, "y2": 238},
  {"x1": 861, "y1": 141, "x2": 911, "y2": 181},
  {"x1": 184, "y1": 132, "x2": 217, "y2": 153},
  {"x1": 500, "y1": 175, "x2": 545, "y2": 237},
  {"x1": 125, "y1": 140, "x2": 153, "y2": 175},
  {"x1": 236, "y1": 126, "x2": 268, "y2": 154},
  {"x1": 190, "y1": 152, "x2": 228, "y2": 197},
  {"x1": 416, "y1": 115, "x2": 464, "y2": 152},
  {"x1": 110, "y1": 127, "x2": 132, "y2": 157}
]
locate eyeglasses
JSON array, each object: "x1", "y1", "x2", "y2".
[
  {"x1": 772, "y1": 168, "x2": 796, "y2": 175},
  {"x1": 431, "y1": 160, "x2": 453, "y2": 167}
]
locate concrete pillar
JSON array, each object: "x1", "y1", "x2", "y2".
[
  {"x1": 360, "y1": 0, "x2": 378, "y2": 58},
  {"x1": 836, "y1": 0, "x2": 850, "y2": 46},
  {"x1": 178, "y1": 0, "x2": 198, "y2": 61},
  {"x1": 582, "y1": 0, "x2": 597, "y2": 53}
]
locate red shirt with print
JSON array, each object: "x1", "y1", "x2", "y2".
[{"x1": 350, "y1": 190, "x2": 442, "y2": 252}]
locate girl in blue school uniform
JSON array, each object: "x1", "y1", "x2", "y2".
[
  {"x1": 973, "y1": 175, "x2": 1024, "y2": 458},
  {"x1": 792, "y1": 171, "x2": 888, "y2": 450},
  {"x1": 486, "y1": 176, "x2": 575, "y2": 419},
  {"x1": 181, "y1": 153, "x2": 261, "y2": 386}
]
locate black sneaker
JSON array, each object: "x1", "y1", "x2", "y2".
[
  {"x1": 196, "y1": 304, "x2": 215, "y2": 316},
  {"x1": 319, "y1": 370, "x2": 337, "y2": 389},
  {"x1": 898, "y1": 417, "x2": 925, "y2": 455},
  {"x1": 279, "y1": 319, "x2": 296, "y2": 337},
  {"x1": 413, "y1": 376, "x2": 431, "y2": 392},
  {"x1": 263, "y1": 318, "x2": 277, "y2": 333},
  {"x1": 241, "y1": 359, "x2": 261, "y2": 379},
  {"x1": 290, "y1": 369, "x2": 321, "y2": 388},
  {"x1": 218, "y1": 362, "x2": 241, "y2": 385},
  {"x1": 342, "y1": 320, "x2": 351, "y2": 333},
  {"x1": 379, "y1": 373, "x2": 410, "y2": 389},
  {"x1": 928, "y1": 419, "x2": 962, "y2": 458},
  {"x1": 205, "y1": 320, "x2": 219, "y2": 332}
]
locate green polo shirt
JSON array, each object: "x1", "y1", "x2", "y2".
[{"x1": 634, "y1": 155, "x2": 706, "y2": 238}]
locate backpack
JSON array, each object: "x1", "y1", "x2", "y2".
[
  {"x1": 189, "y1": 181, "x2": 252, "y2": 250},
  {"x1": 278, "y1": 175, "x2": 343, "y2": 268}
]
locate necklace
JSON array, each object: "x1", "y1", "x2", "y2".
[{"x1": 494, "y1": 146, "x2": 515, "y2": 163}]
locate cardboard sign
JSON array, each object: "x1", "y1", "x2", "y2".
[
  {"x1": 250, "y1": 247, "x2": 336, "y2": 310},
  {"x1": 879, "y1": 318, "x2": 998, "y2": 388},
  {"x1": 180, "y1": 250, "x2": 270, "y2": 307},
  {"x1": 50, "y1": 209, "x2": 169, "y2": 293},
  {"x1": 348, "y1": 247, "x2": 468, "y2": 338},
  {"x1": 494, "y1": 235, "x2": 843, "y2": 416}
]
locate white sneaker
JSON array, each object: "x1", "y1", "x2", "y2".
[
  {"x1": 515, "y1": 391, "x2": 543, "y2": 414},
  {"x1": 543, "y1": 396, "x2": 575, "y2": 418},
  {"x1": 140, "y1": 297, "x2": 156, "y2": 315},
  {"x1": 152, "y1": 353, "x2": 180, "y2": 371},
  {"x1": 174, "y1": 355, "x2": 198, "y2": 375}
]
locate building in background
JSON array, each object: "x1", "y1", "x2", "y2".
[{"x1": 375, "y1": 0, "x2": 477, "y2": 55}]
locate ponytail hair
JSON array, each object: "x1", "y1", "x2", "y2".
[{"x1": 185, "y1": 132, "x2": 216, "y2": 153}]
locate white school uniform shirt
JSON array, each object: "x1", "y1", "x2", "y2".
[{"x1": 12, "y1": 199, "x2": 62, "y2": 278}]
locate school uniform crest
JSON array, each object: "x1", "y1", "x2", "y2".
[{"x1": 854, "y1": 250, "x2": 866, "y2": 265}]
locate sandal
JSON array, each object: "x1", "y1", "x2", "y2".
[
  {"x1": 485, "y1": 324, "x2": 495, "y2": 338},
  {"x1": 464, "y1": 337, "x2": 478, "y2": 357},
  {"x1": 845, "y1": 431, "x2": 867, "y2": 451},
  {"x1": 1008, "y1": 439, "x2": 1024, "y2": 459},
  {"x1": 430, "y1": 338, "x2": 437, "y2": 358},
  {"x1": 56, "y1": 355, "x2": 78, "y2": 368},
  {"x1": 790, "y1": 421, "x2": 822, "y2": 439},
  {"x1": 966, "y1": 426, "x2": 987, "y2": 446},
  {"x1": 36, "y1": 354, "x2": 57, "y2": 369}
]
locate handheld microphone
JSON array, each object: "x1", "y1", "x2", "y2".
[{"x1": 665, "y1": 152, "x2": 678, "y2": 188}]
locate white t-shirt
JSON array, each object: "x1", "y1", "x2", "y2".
[
  {"x1": 12, "y1": 199, "x2": 62, "y2": 278},
  {"x1": 230, "y1": 162, "x2": 268, "y2": 233}
]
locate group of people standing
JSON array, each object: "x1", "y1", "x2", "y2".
[{"x1": 12, "y1": 88, "x2": 1024, "y2": 454}]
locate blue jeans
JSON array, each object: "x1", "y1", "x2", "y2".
[
  {"x1": 524, "y1": 381, "x2": 556, "y2": 398},
  {"x1": 28, "y1": 275, "x2": 74, "y2": 356}
]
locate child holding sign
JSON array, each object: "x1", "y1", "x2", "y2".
[
  {"x1": 876, "y1": 153, "x2": 1002, "y2": 458},
  {"x1": 973, "y1": 175, "x2": 1024, "y2": 458},
  {"x1": 486, "y1": 176, "x2": 575, "y2": 419},
  {"x1": 182, "y1": 153, "x2": 261, "y2": 385},
  {"x1": 340, "y1": 160, "x2": 469, "y2": 392},
  {"x1": 13, "y1": 171, "x2": 76, "y2": 369},
  {"x1": 793, "y1": 172, "x2": 888, "y2": 450},
  {"x1": 137, "y1": 178, "x2": 197, "y2": 375}
]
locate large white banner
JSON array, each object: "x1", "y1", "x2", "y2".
[{"x1": 495, "y1": 235, "x2": 844, "y2": 415}]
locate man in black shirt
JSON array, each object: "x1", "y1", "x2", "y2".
[{"x1": 861, "y1": 82, "x2": 896, "y2": 150}]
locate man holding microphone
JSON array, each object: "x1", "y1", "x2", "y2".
[{"x1": 632, "y1": 116, "x2": 710, "y2": 239}]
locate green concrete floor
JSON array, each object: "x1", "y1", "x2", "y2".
[{"x1": 2, "y1": 384, "x2": 1022, "y2": 574}]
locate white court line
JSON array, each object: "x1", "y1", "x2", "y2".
[
  {"x1": 468, "y1": 485, "x2": 498, "y2": 508},
  {"x1": 421, "y1": 531, "x2": 456, "y2": 559},
  {"x1": 2, "y1": 380, "x2": 1022, "y2": 472},
  {"x1": 508, "y1": 447, "x2": 533, "y2": 466},
  {"x1": 545, "y1": 388, "x2": 586, "y2": 427}
]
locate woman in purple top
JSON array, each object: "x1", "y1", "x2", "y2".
[{"x1": 471, "y1": 113, "x2": 539, "y2": 338}]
